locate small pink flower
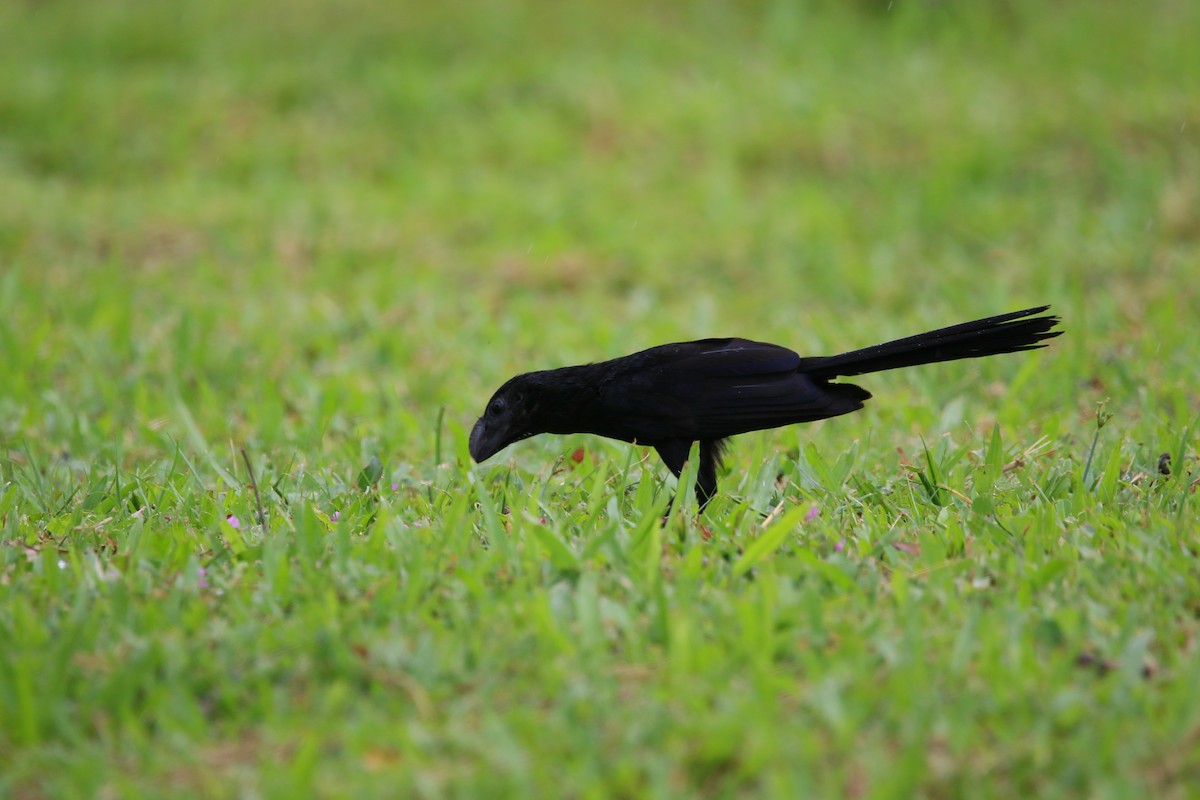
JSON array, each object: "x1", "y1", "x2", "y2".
[
  {"x1": 332, "y1": 511, "x2": 340, "y2": 522},
  {"x1": 805, "y1": 506, "x2": 820, "y2": 522},
  {"x1": 198, "y1": 567, "x2": 209, "y2": 588},
  {"x1": 226, "y1": 514, "x2": 241, "y2": 529},
  {"x1": 391, "y1": 483, "x2": 399, "y2": 491},
  {"x1": 833, "y1": 540, "x2": 845, "y2": 552}
]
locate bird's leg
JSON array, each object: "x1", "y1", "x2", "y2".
[
  {"x1": 653, "y1": 440, "x2": 689, "y2": 519},
  {"x1": 655, "y1": 438, "x2": 725, "y2": 514},
  {"x1": 696, "y1": 439, "x2": 723, "y2": 511},
  {"x1": 654, "y1": 440, "x2": 691, "y2": 481}
]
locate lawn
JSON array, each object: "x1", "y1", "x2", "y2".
[{"x1": 1, "y1": 0, "x2": 1198, "y2": 796}]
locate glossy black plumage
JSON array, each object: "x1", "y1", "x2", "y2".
[{"x1": 469, "y1": 306, "x2": 1061, "y2": 508}]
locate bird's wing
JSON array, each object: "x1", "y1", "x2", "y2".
[{"x1": 602, "y1": 338, "x2": 867, "y2": 441}]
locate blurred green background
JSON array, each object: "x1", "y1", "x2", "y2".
[
  {"x1": 3, "y1": 0, "x2": 1195, "y2": 456},
  {"x1": 1, "y1": 0, "x2": 1198, "y2": 796}
]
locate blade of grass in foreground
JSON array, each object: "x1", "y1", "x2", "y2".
[{"x1": 733, "y1": 505, "x2": 808, "y2": 577}]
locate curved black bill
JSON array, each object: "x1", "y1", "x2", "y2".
[{"x1": 469, "y1": 418, "x2": 497, "y2": 463}]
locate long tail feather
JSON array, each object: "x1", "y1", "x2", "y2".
[{"x1": 805, "y1": 306, "x2": 1062, "y2": 379}]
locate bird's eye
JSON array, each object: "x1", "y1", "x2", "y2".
[{"x1": 488, "y1": 398, "x2": 506, "y2": 417}]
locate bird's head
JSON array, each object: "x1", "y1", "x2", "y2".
[{"x1": 469, "y1": 374, "x2": 541, "y2": 463}]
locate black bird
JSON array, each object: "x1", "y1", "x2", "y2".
[{"x1": 470, "y1": 306, "x2": 1061, "y2": 508}]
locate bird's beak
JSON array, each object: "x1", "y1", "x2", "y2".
[{"x1": 469, "y1": 417, "x2": 501, "y2": 463}]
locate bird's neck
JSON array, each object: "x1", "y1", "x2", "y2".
[{"x1": 526, "y1": 364, "x2": 613, "y2": 437}]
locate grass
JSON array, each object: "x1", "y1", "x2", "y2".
[{"x1": 1, "y1": 0, "x2": 1198, "y2": 796}]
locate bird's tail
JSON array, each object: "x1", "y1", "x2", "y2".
[{"x1": 804, "y1": 306, "x2": 1062, "y2": 380}]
